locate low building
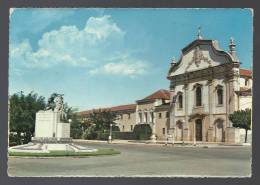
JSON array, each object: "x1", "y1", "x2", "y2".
[{"x1": 78, "y1": 89, "x2": 171, "y2": 140}]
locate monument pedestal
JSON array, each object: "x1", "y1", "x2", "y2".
[{"x1": 35, "y1": 111, "x2": 70, "y2": 138}]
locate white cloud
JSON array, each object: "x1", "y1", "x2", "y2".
[
  {"x1": 85, "y1": 15, "x2": 124, "y2": 40},
  {"x1": 90, "y1": 60, "x2": 146, "y2": 77},
  {"x1": 10, "y1": 15, "x2": 147, "y2": 77},
  {"x1": 105, "y1": 62, "x2": 146, "y2": 75}
]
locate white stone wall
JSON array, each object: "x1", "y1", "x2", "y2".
[
  {"x1": 35, "y1": 111, "x2": 70, "y2": 139},
  {"x1": 239, "y1": 96, "x2": 252, "y2": 110},
  {"x1": 239, "y1": 77, "x2": 252, "y2": 88},
  {"x1": 115, "y1": 112, "x2": 136, "y2": 132}
]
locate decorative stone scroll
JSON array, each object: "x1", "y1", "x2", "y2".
[{"x1": 185, "y1": 46, "x2": 212, "y2": 72}]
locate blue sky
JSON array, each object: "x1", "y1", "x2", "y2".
[{"x1": 9, "y1": 8, "x2": 253, "y2": 110}]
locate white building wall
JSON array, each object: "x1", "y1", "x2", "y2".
[{"x1": 239, "y1": 96, "x2": 252, "y2": 110}]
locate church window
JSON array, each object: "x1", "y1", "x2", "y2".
[
  {"x1": 217, "y1": 88, "x2": 223, "y2": 105},
  {"x1": 196, "y1": 86, "x2": 202, "y2": 106},
  {"x1": 178, "y1": 94, "x2": 183, "y2": 108}
]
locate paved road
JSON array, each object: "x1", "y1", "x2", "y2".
[{"x1": 8, "y1": 142, "x2": 251, "y2": 177}]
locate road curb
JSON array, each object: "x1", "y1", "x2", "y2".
[{"x1": 73, "y1": 139, "x2": 250, "y2": 148}]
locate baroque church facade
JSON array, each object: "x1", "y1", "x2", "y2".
[
  {"x1": 79, "y1": 33, "x2": 252, "y2": 143},
  {"x1": 167, "y1": 33, "x2": 252, "y2": 143}
]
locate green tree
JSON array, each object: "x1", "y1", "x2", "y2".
[
  {"x1": 9, "y1": 91, "x2": 46, "y2": 145},
  {"x1": 87, "y1": 109, "x2": 119, "y2": 132},
  {"x1": 229, "y1": 109, "x2": 251, "y2": 143},
  {"x1": 67, "y1": 107, "x2": 85, "y2": 139}
]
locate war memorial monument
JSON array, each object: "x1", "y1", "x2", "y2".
[{"x1": 9, "y1": 95, "x2": 97, "y2": 153}]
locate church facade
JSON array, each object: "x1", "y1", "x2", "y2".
[
  {"x1": 167, "y1": 34, "x2": 252, "y2": 143},
  {"x1": 79, "y1": 34, "x2": 252, "y2": 143}
]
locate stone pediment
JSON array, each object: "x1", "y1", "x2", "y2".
[{"x1": 168, "y1": 39, "x2": 235, "y2": 78}]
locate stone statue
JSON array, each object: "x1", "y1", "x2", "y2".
[
  {"x1": 45, "y1": 94, "x2": 67, "y2": 120},
  {"x1": 54, "y1": 95, "x2": 64, "y2": 112}
]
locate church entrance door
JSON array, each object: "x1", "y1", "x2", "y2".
[
  {"x1": 216, "y1": 120, "x2": 224, "y2": 142},
  {"x1": 195, "y1": 119, "x2": 203, "y2": 141}
]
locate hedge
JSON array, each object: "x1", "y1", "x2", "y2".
[{"x1": 133, "y1": 124, "x2": 152, "y2": 140}]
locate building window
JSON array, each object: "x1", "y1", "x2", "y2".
[
  {"x1": 178, "y1": 94, "x2": 183, "y2": 108},
  {"x1": 217, "y1": 88, "x2": 223, "y2": 105},
  {"x1": 166, "y1": 111, "x2": 169, "y2": 118},
  {"x1": 130, "y1": 125, "x2": 133, "y2": 131},
  {"x1": 139, "y1": 112, "x2": 142, "y2": 123},
  {"x1": 128, "y1": 113, "x2": 131, "y2": 119},
  {"x1": 144, "y1": 112, "x2": 148, "y2": 123},
  {"x1": 245, "y1": 79, "x2": 248, "y2": 86},
  {"x1": 150, "y1": 112, "x2": 154, "y2": 123},
  {"x1": 196, "y1": 86, "x2": 202, "y2": 106},
  {"x1": 158, "y1": 113, "x2": 162, "y2": 119},
  {"x1": 162, "y1": 128, "x2": 166, "y2": 135}
]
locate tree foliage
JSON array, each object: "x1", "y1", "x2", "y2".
[
  {"x1": 45, "y1": 93, "x2": 60, "y2": 110},
  {"x1": 70, "y1": 112, "x2": 83, "y2": 139},
  {"x1": 86, "y1": 109, "x2": 119, "y2": 132},
  {"x1": 133, "y1": 124, "x2": 152, "y2": 140},
  {"x1": 9, "y1": 91, "x2": 46, "y2": 145},
  {"x1": 9, "y1": 92, "x2": 79, "y2": 144},
  {"x1": 229, "y1": 109, "x2": 251, "y2": 143}
]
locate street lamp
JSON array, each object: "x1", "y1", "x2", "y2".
[{"x1": 108, "y1": 123, "x2": 112, "y2": 143}]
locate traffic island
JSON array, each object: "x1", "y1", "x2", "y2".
[{"x1": 8, "y1": 148, "x2": 120, "y2": 158}]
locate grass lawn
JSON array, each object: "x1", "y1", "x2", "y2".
[{"x1": 9, "y1": 149, "x2": 120, "y2": 157}]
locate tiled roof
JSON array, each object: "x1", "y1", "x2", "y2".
[
  {"x1": 142, "y1": 89, "x2": 170, "y2": 100},
  {"x1": 110, "y1": 104, "x2": 136, "y2": 112},
  {"x1": 79, "y1": 104, "x2": 136, "y2": 116},
  {"x1": 240, "y1": 69, "x2": 252, "y2": 77}
]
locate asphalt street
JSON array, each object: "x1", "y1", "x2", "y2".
[{"x1": 8, "y1": 142, "x2": 252, "y2": 177}]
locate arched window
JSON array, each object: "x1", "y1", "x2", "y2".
[
  {"x1": 178, "y1": 94, "x2": 183, "y2": 108},
  {"x1": 217, "y1": 88, "x2": 223, "y2": 105},
  {"x1": 196, "y1": 86, "x2": 202, "y2": 106},
  {"x1": 245, "y1": 79, "x2": 248, "y2": 86}
]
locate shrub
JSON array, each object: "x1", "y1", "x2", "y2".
[
  {"x1": 113, "y1": 131, "x2": 135, "y2": 140},
  {"x1": 83, "y1": 129, "x2": 98, "y2": 140},
  {"x1": 133, "y1": 124, "x2": 152, "y2": 140},
  {"x1": 97, "y1": 131, "x2": 110, "y2": 140}
]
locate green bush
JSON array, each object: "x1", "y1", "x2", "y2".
[
  {"x1": 112, "y1": 125, "x2": 120, "y2": 131},
  {"x1": 9, "y1": 133, "x2": 20, "y2": 146},
  {"x1": 83, "y1": 128, "x2": 98, "y2": 140},
  {"x1": 133, "y1": 124, "x2": 152, "y2": 140},
  {"x1": 113, "y1": 131, "x2": 135, "y2": 140},
  {"x1": 97, "y1": 131, "x2": 110, "y2": 140}
]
